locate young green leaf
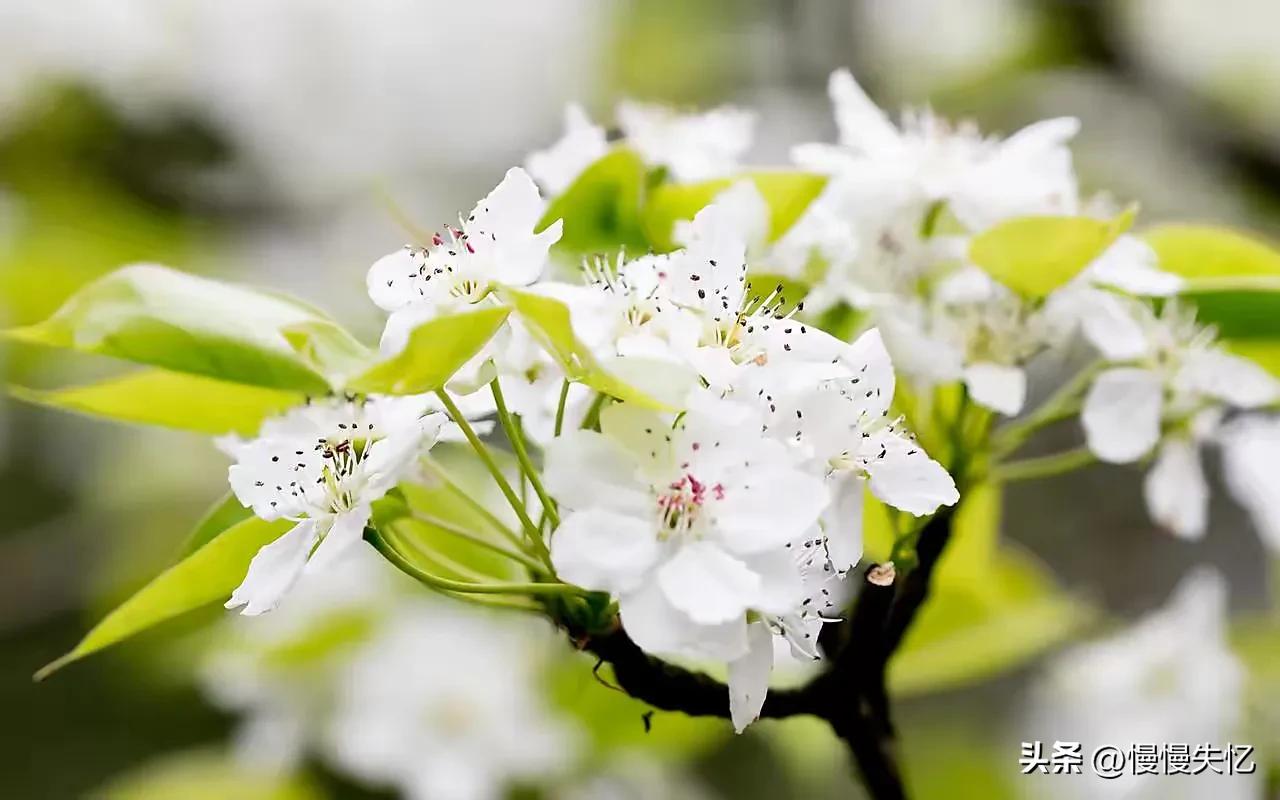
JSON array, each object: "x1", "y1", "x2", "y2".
[
  {"x1": 177, "y1": 493, "x2": 254, "y2": 559},
  {"x1": 642, "y1": 171, "x2": 828, "y2": 252},
  {"x1": 5, "y1": 264, "x2": 347, "y2": 392},
  {"x1": 539, "y1": 148, "x2": 650, "y2": 253},
  {"x1": 346, "y1": 305, "x2": 511, "y2": 395},
  {"x1": 968, "y1": 206, "x2": 1137, "y2": 297},
  {"x1": 9, "y1": 369, "x2": 302, "y2": 436},
  {"x1": 1145, "y1": 224, "x2": 1280, "y2": 279},
  {"x1": 1177, "y1": 275, "x2": 1280, "y2": 339},
  {"x1": 35, "y1": 515, "x2": 293, "y2": 680},
  {"x1": 498, "y1": 286, "x2": 693, "y2": 409}
]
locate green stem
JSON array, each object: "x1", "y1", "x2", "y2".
[
  {"x1": 490, "y1": 378, "x2": 560, "y2": 529},
  {"x1": 369, "y1": 524, "x2": 580, "y2": 597},
  {"x1": 409, "y1": 511, "x2": 547, "y2": 574},
  {"x1": 581, "y1": 392, "x2": 608, "y2": 431},
  {"x1": 419, "y1": 456, "x2": 526, "y2": 551},
  {"x1": 554, "y1": 379, "x2": 571, "y2": 438},
  {"x1": 992, "y1": 447, "x2": 1096, "y2": 483},
  {"x1": 992, "y1": 361, "x2": 1104, "y2": 458},
  {"x1": 433, "y1": 389, "x2": 549, "y2": 565}
]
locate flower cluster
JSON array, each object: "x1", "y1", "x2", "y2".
[{"x1": 204, "y1": 68, "x2": 1280, "y2": 739}]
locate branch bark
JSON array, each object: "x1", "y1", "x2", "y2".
[{"x1": 562, "y1": 507, "x2": 958, "y2": 800}]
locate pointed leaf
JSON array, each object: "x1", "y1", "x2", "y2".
[
  {"x1": 5, "y1": 264, "x2": 348, "y2": 391},
  {"x1": 498, "y1": 286, "x2": 692, "y2": 409},
  {"x1": 36, "y1": 515, "x2": 292, "y2": 679},
  {"x1": 969, "y1": 207, "x2": 1137, "y2": 297},
  {"x1": 177, "y1": 493, "x2": 253, "y2": 559},
  {"x1": 1178, "y1": 275, "x2": 1280, "y2": 339},
  {"x1": 10, "y1": 369, "x2": 302, "y2": 436},
  {"x1": 1145, "y1": 224, "x2": 1280, "y2": 279},
  {"x1": 346, "y1": 305, "x2": 511, "y2": 395}
]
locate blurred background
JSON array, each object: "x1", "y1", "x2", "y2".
[{"x1": 2, "y1": 1, "x2": 1279, "y2": 797}]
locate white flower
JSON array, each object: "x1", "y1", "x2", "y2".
[
  {"x1": 617, "y1": 100, "x2": 755, "y2": 182},
  {"x1": 1082, "y1": 303, "x2": 1280, "y2": 464},
  {"x1": 223, "y1": 394, "x2": 442, "y2": 615},
  {"x1": 727, "y1": 534, "x2": 853, "y2": 732},
  {"x1": 1020, "y1": 568, "x2": 1256, "y2": 800},
  {"x1": 545, "y1": 396, "x2": 829, "y2": 663},
  {"x1": 795, "y1": 69, "x2": 1079, "y2": 230},
  {"x1": 326, "y1": 606, "x2": 574, "y2": 800},
  {"x1": 765, "y1": 328, "x2": 960, "y2": 571},
  {"x1": 367, "y1": 167, "x2": 562, "y2": 354},
  {"x1": 1219, "y1": 414, "x2": 1280, "y2": 552},
  {"x1": 524, "y1": 103, "x2": 608, "y2": 195}
]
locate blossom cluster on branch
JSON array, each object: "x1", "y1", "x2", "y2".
[{"x1": 17, "y1": 68, "x2": 1280, "y2": 799}]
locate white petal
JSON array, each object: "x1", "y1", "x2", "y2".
[
  {"x1": 1082, "y1": 367, "x2": 1164, "y2": 463},
  {"x1": 468, "y1": 167, "x2": 561, "y2": 286},
  {"x1": 524, "y1": 103, "x2": 608, "y2": 194},
  {"x1": 542, "y1": 429, "x2": 650, "y2": 516},
  {"x1": 821, "y1": 473, "x2": 866, "y2": 573},
  {"x1": 378, "y1": 303, "x2": 439, "y2": 357},
  {"x1": 861, "y1": 431, "x2": 959, "y2": 516},
  {"x1": 728, "y1": 621, "x2": 775, "y2": 733},
  {"x1": 827, "y1": 68, "x2": 901, "y2": 156},
  {"x1": 1143, "y1": 440, "x2": 1208, "y2": 540},
  {"x1": 550, "y1": 508, "x2": 660, "y2": 594},
  {"x1": 359, "y1": 427, "x2": 430, "y2": 500},
  {"x1": 619, "y1": 580, "x2": 749, "y2": 661},
  {"x1": 1075, "y1": 290, "x2": 1151, "y2": 361},
  {"x1": 227, "y1": 437, "x2": 324, "y2": 521},
  {"x1": 742, "y1": 548, "x2": 807, "y2": 616},
  {"x1": 1177, "y1": 350, "x2": 1280, "y2": 409},
  {"x1": 714, "y1": 466, "x2": 829, "y2": 554},
  {"x1": 306, "y1": 506, "x2": 371, "y2": 573},
  {"x1": 366, "y1": 246, "x2": 420, "y2": 312},
  {"x1": 841, "y1": 327, "x2": 896, "y2": 417},
  {"x1": 963, "y1": 362, "x2": 1026, "y2": 416},
  {"x1": 657, "y1": 541, "x2": 761, "y2": 625},
  {"x1": 1087, "y1": 235, "x2": 1183, "y2": 297},
  {"x1": 226, "y1": 520, "x2": 320, "y2": 616}
]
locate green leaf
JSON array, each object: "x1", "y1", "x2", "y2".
[
  {"x1": 642, "y1": 171, "x2": 828, "y2": 252},
  {"x1": 539, "y1": 148, "x2": 650, "y2": 254},
  {"x1": 1145, "y1": 224, "x2": 1280, "y2": 279},
  {"x1": 36, "y1": 515, "x2": 292, "y2": 679},
  {"x1": 9, "y1": 369, "x2": 302, "y2": 435},
  {"x1": 346, "y1": 305, "x2": 511, "y2": 395},
  {"x1": 282, "y1": 319, "x2": 376, "y2": 383},
  {"x1": 933, "y1": 482, "x2": 1002, "y2": 590},
  {"x1": 890, "y1": 546, "x2": 1093, "y2": 696},
  {"x1": 498, "y1": 286, "x2": 692, "y2": 409},
  {"x1": 968, "y1": 207, "x2": 1137, "y2": 297},
  {"x1": 5, "y1": 264, "x2": 349, "y2": 392},
  {"x1": 1178, "y1": 275, "x2": 1280, "y2": 339},
  {"x1": 177, "y1": 493, "x2": 253, "y2": 559},
  {"x1": 96, "y1": 749, "x2": 323, "y2": 800}
]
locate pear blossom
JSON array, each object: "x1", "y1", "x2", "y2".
[
  {"x1": 367, "y1": 167, "x2": 562, "y2": 355},
  {"x1": 764, "y1": 328, "x2": 960, "y2": 571},
  {"x1": 524, "y1": 103, "x2": 608, "y2": 195},
  {"x1": 326, "y1": 606, "x2": 575, "y2": 800},
  {"x1": 545, "y1": 396, "x2": 829, "y2": 663},
  {"x1": 795, "y1": 68, "x2": 1079, "y2": 231},
  {"x1": 1080, "y1": 302, "x2": 1278, "y2": 459},
  {"x1": 1020, "y1": 569, "x2": 1257, "y2": 800},
  {"x1": 223, "y1": 394, "x2": 443, "y2": 615},
  {"x1": 1080, "y1": 303, "x2": 1279, "y2": 538},
  {"x1": 616, "y1": 100, "x2": 755, "y2": 182}
]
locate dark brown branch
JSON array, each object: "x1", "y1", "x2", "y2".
[{"x1": 560, "y1": 509, "x2": 959, "y2": 800}]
